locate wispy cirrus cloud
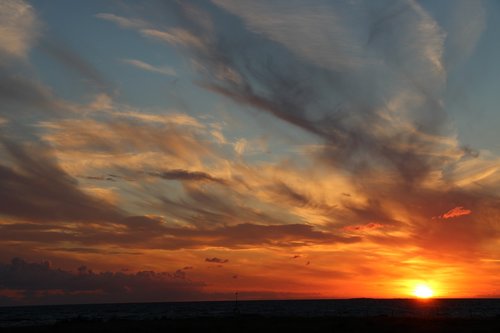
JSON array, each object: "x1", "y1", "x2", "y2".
[
  {"x1": 41, "y1": 39, "x2": 111, "y2": 91},
  {"x1": 140, "y1": 28, "x2": 206, "y2": 50},
  {"x1": 95, "y1": 13, "x2": 148, "y2": 30},
  {"x1": 146, "y1": 0, "x2": 500, "y2": 258},
  {"x1": 0, "y1": 0, "x2": 39, "y2": 60},
  {"x1": 441, "y1": 0, "x2": 486, "y2": 67},
  {"x1": 122, "y1": 58, "x2": 177, "y2": 76},
  {"x1": 0, "y1": 137, "x2": 124, "y2": 223},
  {"x1": 212, "y1": 0, "x2": 366, "y2": 71},
  {"x1": 0, "y1": 2, "x2": 113, "y2": 118},
  {"x1": 0, "y1": 73, "x2": 59, "y2": 115},
  {"x1": 96, "y1": 12, "x2": 206, "y2": 50}
]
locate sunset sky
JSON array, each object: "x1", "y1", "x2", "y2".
[{"x1": 1, "y1": 0, "x2": 500, "y2": 305}]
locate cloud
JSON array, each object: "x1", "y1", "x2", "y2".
[
  {"x1": 149, "y1": 169, "x2": 224, "y2": 183},
  {"x1": 437, "y1": 206, "x2": 472, "y2": 220},
  {"x1": 0, "y1": 220, "x2": 360, "y2": 251},
  {"x1": 205, "y1": 257, "x2": 228, "y2": 264},
  {"x1": 234, "y1": 138, "x2": 247, "y2": 155},
  {"x1": 0, "y1": 257, "x2": 322, "y2": 305},
  {"x1": 343, "y1": 223, "x2": 384, "y2": 232},
  {"x1": 213, "y1": 0, "x2": 366, "y2": 71},
  {"x1": 95, "y1": 13, "x2": 148, "y2": 30},
  {"x1": 122, "y1": 58, "x2": 177, "y2": 76},
  {"x1": 78, "y1": 175, "x2": 118, "y2": 182},
  {"x1": 148, "y1": 0, "x2": 500, "y2": 259},
  {"x1": 0, "y1": 68, "x2": 61, "y2": 115},
  {"x1": 49, "y1": 247, "x2": 141, "y2": 255},
  {"x1": 40, "y1": 39, "x2": 111, "y2": 91},
  {"x1": 164, "y1": 0, "x2": 450, "y2": 186},
  {"x1": 0, "y1": 137, "x2": 123, "y2": 223},
  {"x1": 442, "y1": 0, "x2": 486, "y2": 67},
  {"x1": 96, "y1": 12, "x2": 206, "y2": 51},
  {"x1": 160, "y1": 223, "x2": 360, "y2": 249},
  {"x1": 272, "y1": 182, "x2": 310, "y2": 206},
  {"x1": 0, "y1": 0, "x2": 39, "y2": 60},
  {"x1": 39, "y1": 117, "x2": 213, "y2": 165},
  {"x1": 0, "y1": 258, "x2": 205, "y2": 305},
  {"x1": 0, "y1": 5, "x2": 110, "y2": 118},
  {"x1": 156, "y1": 185, "x2": 297, "y2": 229},
  {"x1": 113, "y1": 111, "x2": 203, "y2": 128},
  {"x1": 140, "y1": 28, "x2": 205, "y2": 50}
]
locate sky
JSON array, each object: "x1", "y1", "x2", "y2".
[{"x1": 1, "y1": 0, "x2": 500, "y2": 306}]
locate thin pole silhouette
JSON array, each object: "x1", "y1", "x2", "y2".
[{"x1": 234, "y1": 291, "x2": 240, "y2": 315}]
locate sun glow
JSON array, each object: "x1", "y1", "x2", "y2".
[{"x1": 413, "y1": 284, "x2": 434, "y2": 299}]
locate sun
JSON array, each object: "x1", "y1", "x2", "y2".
[{"x1": 413, "y1": 284, "x2": 434, "y2": 299}]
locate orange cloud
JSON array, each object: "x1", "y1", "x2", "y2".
[
  {"x1": 343, "y1": 222, "x2": 384, "y2": 232},
  {"x1": 437, "y1": 206, "x2": 472, "y2": 219}
]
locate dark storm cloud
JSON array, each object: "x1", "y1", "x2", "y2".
[
  {"x1": 0, "y1": 258, "x2": 205, "y2": 306},
  {"x1": 0, "y1": 137, "x2": 123, "y2": 222}
]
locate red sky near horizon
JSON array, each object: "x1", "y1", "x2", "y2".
[{"x1": 1, "y1": 0, "x2": 500, "y2": 306}]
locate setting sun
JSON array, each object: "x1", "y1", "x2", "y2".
[{"x1": 413, "y1": 284, "x2": 434, "y2": 299}]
